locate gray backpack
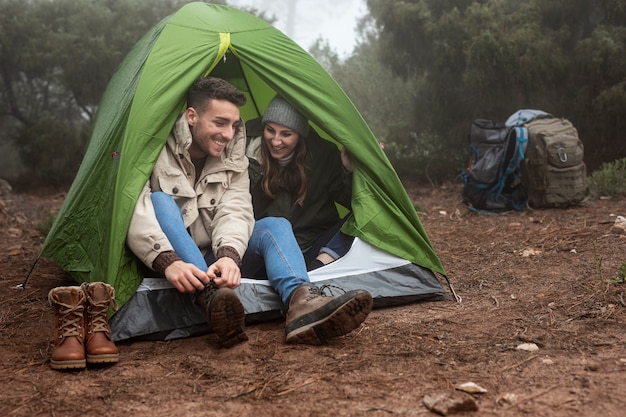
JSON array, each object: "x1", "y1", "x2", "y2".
[{"x1": 521, "y1": 117, "x2": 588, "y2": 208}]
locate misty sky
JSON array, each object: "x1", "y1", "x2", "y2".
[{"x1": 227, "y1": 0, "x2": 367, "y2": 57}]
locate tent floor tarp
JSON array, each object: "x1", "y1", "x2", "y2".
[{"x1": 110, "y1": 238, "x2": 449, "y2": 341}]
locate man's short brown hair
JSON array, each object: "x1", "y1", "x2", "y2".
[{"x1": 186, "y1": 77, "x2": 246, "y2": 113}]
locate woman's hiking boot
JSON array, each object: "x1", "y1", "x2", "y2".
[
  {"x1": 285, "y1": 284, "x2": 373, "y2": 345},
  {"x1": 194, "y1": 280, "x2": 248, "y2": 348},
  {"x1": 48, "y1": 286, "x2": 87, "y2": 370},
  {"x1": 81, "y1": 282, "x2": 120, "y2": 365}
]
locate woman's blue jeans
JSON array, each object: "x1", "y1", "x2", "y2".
[
  {"x1": 150, "y1": 192, "x2": 309, "y2": 306},
  {"x1": 303, "y1": 216, "x2": 354, "y2": 266}
]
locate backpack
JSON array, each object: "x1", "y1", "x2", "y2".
[
  {"x1": 460, "y1": 119, "x2": 528, "y2": 211},
  {"x1": 520, "y1": 117, "x2": 588, "y2": 208}
]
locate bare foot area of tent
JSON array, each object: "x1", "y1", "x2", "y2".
[{"x1": 1, "y1": 181, "x2": 625, "y2": 417}]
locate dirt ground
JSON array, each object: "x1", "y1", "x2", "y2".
[{"x1": 1, "y1": 180, "x2": 624, "y2": 417}]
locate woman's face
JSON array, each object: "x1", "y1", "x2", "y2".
[{"x1": 263, "y1": 122, "x2": 300, "y2": 160}]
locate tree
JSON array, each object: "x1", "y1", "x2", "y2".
[
  {"x1": 0, "y1": 0, "x2": 200, "y2": 187},
  {"x1": 364, "y1": 0, "x2": 626, "y2": 178}
]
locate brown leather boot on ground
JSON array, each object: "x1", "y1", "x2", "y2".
[
  {"x1": 194, "y1": 280, "x2": 248, "y2": 348},
  {"x1": 81, "y1": 282, "x2": 119, "y2": 365},
  {"x1": 285, "y1": 284, "x2": 373, "y2": 345},
  {"x1": 48, "y1": 286, "x2": 87, "y2": 370}
]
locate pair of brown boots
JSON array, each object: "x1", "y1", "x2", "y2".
[{"x1": 48, "y1": 282, "x2": 119, "y2": 370}]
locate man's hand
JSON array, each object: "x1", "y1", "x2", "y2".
[
  {"x1": 208, "y1": 257, "x2": 241, "y2": 289},
  {"x1": 164, "y1": 260, "x2": 210, "y2": 293}
]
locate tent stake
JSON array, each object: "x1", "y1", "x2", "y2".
[{"x1": 18, "y1": 255, "x2": 41, "y2": 290}]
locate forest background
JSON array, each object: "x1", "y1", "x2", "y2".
[{"x1": 1, "y1": 0, "x2": 625, "y2": 189}]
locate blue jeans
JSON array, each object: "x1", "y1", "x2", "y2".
[
  {"x1": 302, "y1": 216, "x2": 354, "y2": 266},
  {"x1": 150, "y1": 192, "x2": 309, "y2": 306}
]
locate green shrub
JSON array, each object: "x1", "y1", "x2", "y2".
[
  {"x1": 35, "y1": 209, "x2": 57, "y2": 238},
  {"x1": 588, "y1": 157, "x2": 626, "y2": 197},
  {"x1": 14, "y1": 113, "x2": 87, "y2": 189},
  {"x1": 384, "y1": 130, "x2": 465, "y2": 184},
  {"x1": 609, "y1": 261, "x2": 626, "y2": 283}
]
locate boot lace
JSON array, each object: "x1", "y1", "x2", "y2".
[
  {"x1": 306, "y1": 284, "x2": 347, "y2": 299},
  {"x1": 194, "y1": 279, "x2": 218, "y2": 308},
  {"x1": 85, "y1": 289, "x2": 118, "y2": 334},
  {"x1": 53, "y1": 301, "x2": 84, "y2": 339}
]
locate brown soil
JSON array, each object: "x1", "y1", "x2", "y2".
[{"x1": 1, "y1": 181, "x2": 625, "y2": 417}]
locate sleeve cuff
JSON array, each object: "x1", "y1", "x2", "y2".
[
  {"x1": 152, "y1": 251, "x2": 182, "y2": 274},
  {"x1": 216, "y1": 246, "x2": 241, "y2": 266}
]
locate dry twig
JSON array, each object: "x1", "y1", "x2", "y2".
[
  {"x1": 506, "y1": 385, "x2": 561, "y2": 409},
  {"x1": 275, "y1": 378, "x2": 317, "y2": 397},
  {"x1": 501, "y1": 354, "x2": 539, "y2": 372}
]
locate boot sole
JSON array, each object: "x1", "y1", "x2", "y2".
[
  {"x1": 285, "y1": 290, "x2": 373, "y2": 345},
  {"x1": 50, "y1": 359, "x2": 86, "y2": 370},
  {"x1": 208, "y1": 289, "x2": 248, "y2": 348},
  {"x1": 86, "y1": 353, "x2": 120, "y2": 364}
]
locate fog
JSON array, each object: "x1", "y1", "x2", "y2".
[{"x1": 227, "y1": 0, "x2": 367, "y2": 57}]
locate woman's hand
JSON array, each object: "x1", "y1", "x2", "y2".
[{"x1": 341, "y1": 147, "x2": 353, "y2": 173}]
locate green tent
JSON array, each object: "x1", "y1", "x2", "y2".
[{"x1": 41, "y1": 2, "x2": 447, "y2": 319}]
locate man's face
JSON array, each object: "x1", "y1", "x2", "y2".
[{"x1": 186, "y1": 99, "x2": 241, "y2": 158}]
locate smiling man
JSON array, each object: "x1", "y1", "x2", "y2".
[{"x1": 126, "y1": 77, "x2": 373, "y2": 349}]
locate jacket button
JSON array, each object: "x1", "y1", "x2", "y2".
[
  {"x1": 172, "y1": 187, "x2": 179, "y2": 194},
  {"x1": 210, "y1": 198, "x2": 216, "y2": 205},
  {"x1": 153, "y1": 243, "x2": 161, "y2": 250}
]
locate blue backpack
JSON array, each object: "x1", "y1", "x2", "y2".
[{"x1": 460, "y1": 119, "x2": 529, "y2": 212}]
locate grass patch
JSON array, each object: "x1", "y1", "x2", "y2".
[
  {"x1": 609, "y1": 262, "x2": 626, "y2": 284},
  {"x1": 588, "y1": 157, "x2": 626, "y2": 197}
]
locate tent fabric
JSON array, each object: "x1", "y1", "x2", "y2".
[{"x1": 40, "y1": 3, "x2": 446, "y2": 312}]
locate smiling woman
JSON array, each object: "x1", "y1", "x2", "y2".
[{"x1": 245, "y1": 95, "x2": 354, "y2": 270}]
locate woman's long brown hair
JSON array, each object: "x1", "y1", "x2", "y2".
[{"x1": 260, "y1": 136, "x2": 308, "y2": 206}]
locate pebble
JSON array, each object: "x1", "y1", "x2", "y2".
[{"x1": 516, "y1": 343, "x2": 539, "y2": 351}]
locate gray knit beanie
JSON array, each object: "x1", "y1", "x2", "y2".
[{"x1": 262, "y1": 96, "x2": 310, "y2": 137}]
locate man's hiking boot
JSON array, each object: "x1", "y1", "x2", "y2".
[
  {"x1": 195, "y1": 280, "x2": 248, "y2": 348},
  {"x1": 81, "y1": 282, "x2": 119, "y2": 365},
  {"x1": 48, "y1": 286, "x2": 87, "y2": 370},
  {"x1": 285, "y1": 284, "x2": 373, "y2": 345}
]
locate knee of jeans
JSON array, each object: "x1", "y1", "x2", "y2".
[{"x1": 255, "y1": 216, "x2": 291, "y2": 231}]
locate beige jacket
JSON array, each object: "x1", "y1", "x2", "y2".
[{"x1": 127, "y1": 114, "x2": 254, "y2": 270}]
